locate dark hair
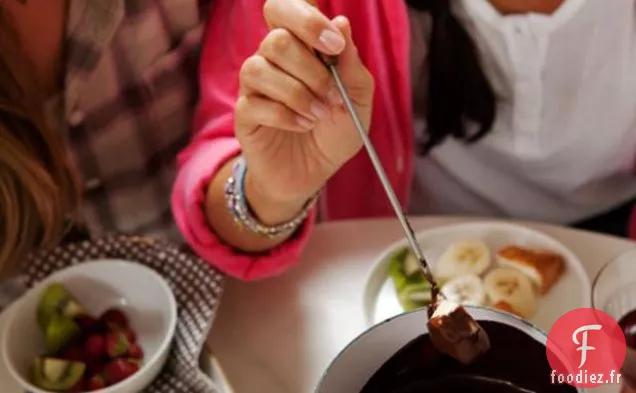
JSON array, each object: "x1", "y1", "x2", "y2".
[{"x1": 406, "y1": 0, "x2": 496, "y2": 154}]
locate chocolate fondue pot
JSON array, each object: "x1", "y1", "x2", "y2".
[{"x1": 315, "y1": 307, "x2": 586, "y2": 393}]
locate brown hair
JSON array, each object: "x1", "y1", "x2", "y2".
[{"x1": 0, "y1": 9, "x2": 79, "y2": 275}]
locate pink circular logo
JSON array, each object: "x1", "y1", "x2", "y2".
[{"x1": 546, "y1": 308, "x2": 626, "y2": 388}]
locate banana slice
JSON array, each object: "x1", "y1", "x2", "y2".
[
  {"x1": 402, "y1": 251, "x2": 421, "y2": 277},
  {"x1": 484, "y1": 267, "x2": 537, "y2": 319},
  {"x1": 436, "y1": 239, "x2": 491, "y2": 281},
  {"x1": 441, "y1": 274, "x2": 487, "y2": 306}
]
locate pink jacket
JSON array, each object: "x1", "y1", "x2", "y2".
[{"x1": 171, "y1": 0, "x2": 636, "y2": 281}]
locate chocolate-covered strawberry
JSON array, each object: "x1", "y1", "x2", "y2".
[
  {"x1": 105, "y1": 330, "x2": 130, "y2": 358},
  {"x1": 103, "y1": 359, "x2": 139, "y2": 384}
]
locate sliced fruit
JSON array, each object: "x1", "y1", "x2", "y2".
[
  {"x1": 436, "y1": 239, "x2": 491, "y2": 281},
  {"x1": 402, "y1": 251, "x2": 421, "y2": 277},
  {"x1": 122, "y1": 327, "x2": 137, "y2": 343},
  {"x1": 45, "y1": 314, "x2": 80, "y2": 355},
  {"x1": 397, "y1": 281, "x2": 432, "y2": 311},
  {"x1": 69, "y1": 379, "x2": 85, "y2": 393},
  {"x1": 496, "y1": 245, "x2": 566, "y2": 295},
  {"x1": 100, "y1": 308, "x2": 129, "y2": 329},
  {"x1": 106, "y1": 330, "x2": 130, "y2": 358},
  {"x1": 87, "y1": 374, "x2": 107, "y2": 390},
  {"x1": 43, "y1": 358, "x2": 71, "y2": 382},
  {"x1": 103, "y1": 359, "x2": 140, "y2": 385},
  {"x1": 61, "y1": 345, "x2": 87, "y2": 363},
  {"x1": 86, "y1": 360, "x2": 107, "y2": 378},
  {"x1": 31, "y1": 357, "x2": 86, "y2": 391},
  {"x1": 388, "y1": 250, "x2": 408, "y2": 292},
  {"x1": 85, "y1": 334, "x2": 106, "y2": 360},
  {"x1": 484, "y1": 267, "x2": 537, "y2": 319},
  {"x1": 128, "y1": 343, "x2": 144, "y2": 359},
  {"x1": 440, "y1": 274, "x2": 487, "y2": 306},
  {"x1": 75, "y1": 315, "x2": 101, "y2": 333},
  {"x1": 63, "y1": 299, "x2": 86, "y2": 319},
  {"x1": 37, "y1": 283, "x2": 86, "y2": 331},
  {"x1": 492, "y1": 300, "x2": 523, "y2": 318}
]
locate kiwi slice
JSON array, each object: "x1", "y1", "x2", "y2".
[
  {"x1": 388, "y1": 253, "x2": 408, "y2": 292},
  {"x1": 31, "y1": 357, "x2": 85, "y2": 391},
  {"x1": 397, "y1": 281, "x2": 433, "y2": 311},
  {"x1": 37, "y1": 283, "x2": 87, "y2": 332},
  {"x1": 402, "y1": 251, "x2": 422, "y2": 277},
  {"x1": 44, "y1": 314, "x2": 80, "y2": 355}
]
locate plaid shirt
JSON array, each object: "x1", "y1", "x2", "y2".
[{"x1": 57, "y1": 0, "x2": 210, "y2": 241}]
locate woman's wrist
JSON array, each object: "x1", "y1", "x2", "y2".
[
  {"x1": 204, "y1": 158, "x2": 302, "y2": 253},
  {"x1": 243, "y1": 170, "x2": 311, "y2": 227}
]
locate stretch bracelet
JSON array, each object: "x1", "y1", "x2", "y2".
[{"x1": 224, "y1": 156, "x2": 317, "y2": 238}]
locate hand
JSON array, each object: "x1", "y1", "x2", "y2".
[{"x1": 235, "y1": 0, "x2": 374, "y2": 209}]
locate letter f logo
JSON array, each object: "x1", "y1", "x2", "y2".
[{"x1": 572, "y1": 324, "x2": 602, "y2": 368}]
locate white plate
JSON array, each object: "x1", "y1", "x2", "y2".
[{"x1": 363, "y1": 222, "x2": 591, "y2": 332}]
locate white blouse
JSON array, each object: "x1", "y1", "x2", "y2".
[{"x1": 409, "y1": 0, "x2": 636, "y2": 224}]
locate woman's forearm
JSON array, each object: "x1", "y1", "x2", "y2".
[{"x1": 204, "y1": 157, "x2": 308, "y2": 253}]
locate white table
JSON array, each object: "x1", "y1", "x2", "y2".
[
  {"x1": 206, "y1": 216, "x2": 635, "y2": 393},
  {"x1": 0, "y1": 217, "x2": 633, "y2": 392}
]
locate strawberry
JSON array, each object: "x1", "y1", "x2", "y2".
[
  {"x1": 122, "y1": 327, "x2": 136, "y2": 343},
  {"x1": 85, "y1": 334, "x2": 106, "y2": 359},
  {"x1": 105, "y1": 330, "x2": 130, "y2": 358},
  {"x1": 75, "y1": 315, "x2": 99, "y2": 332},
  {"x1": 100, "y1": 308, "x2": 129, "y2": 329},
  {"x1": 87, "y1": 374, "x2": 107, "y2": 391},
  {"x1": 128, "y1": 343, "x2": 143, "y2": 359},
  {"x1": 69, "y1": 379, "x2": 85, "y2": 392},
  {"x1": 127, "y1": 358, "x2": 142, "y2": 367},
  {"x1": 61, "y1": 345, "x2": 87, "y2": 363},
  {"x1": 86, "y1": 359, "x2": 109, "y2": 378},
  {"x1": 103, "y1": 359, "x2": 139, "y2": 384}
]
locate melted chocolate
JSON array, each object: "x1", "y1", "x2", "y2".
[{"x1": 360, "y1": 321, "x2": 577, "y2": 393}]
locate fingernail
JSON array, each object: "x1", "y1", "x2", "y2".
[
  {"x1": 327, "y1": 87, "x2": 343, "y2": 106},
  {"x1": 318, "y1": 29, "x2": 345, "y2": 54},
  {"x1": 310, "y1": 100, "x2": 329, "y2": 119},
  {"x1": 296, "y1": 116, "x2": 315, "y2": 130}
]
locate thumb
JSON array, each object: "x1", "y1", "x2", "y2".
[{"x1": 330, "y1": 16, "x2": 373, "y2": 99}]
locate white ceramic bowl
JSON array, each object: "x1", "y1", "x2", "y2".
[
  {"x1": 315, "y1": 306, "x2": 587, "y2": 393},
  {"x1": 1, "y1": 260, "x2": 177, "y2": 393}
]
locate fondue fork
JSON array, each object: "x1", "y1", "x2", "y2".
[
  {"x1": 302, "y1": 0, "x2": 491, "y2": 365},
  {"x1": 303, "y1": 0, "x2": 438, "y2": 291},
  {"x1": 328, "y1": 66, "x2": 439, "y2": 289}
]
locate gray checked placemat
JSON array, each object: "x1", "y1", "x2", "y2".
[{"x1": 17, "y1": 235, "x2": 225, "y2": 393}]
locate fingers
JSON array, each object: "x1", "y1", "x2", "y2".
[
  {"x1": 330, "y1": 16, "x2": 374, "y2": 99},
  {"x1": 257, "y1": 28, "x2": 342, "y2": 105},
  {"x1": 235, "y1": 95, "x2": 315, "y2": 133},
  {"x1": 263, "y1": 0, "x2": 345, "y2": 55},
  {"x1": 240, "y1": 55, "x2": 331, "y2": 123}
]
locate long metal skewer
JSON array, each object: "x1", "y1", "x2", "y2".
[{"x1": 329, "y1": 65, "x2": 438, "y2": 287}]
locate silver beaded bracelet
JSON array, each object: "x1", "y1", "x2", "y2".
[{"x1": 224, "y1": 156, "x2": 317, "y2": 238}]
